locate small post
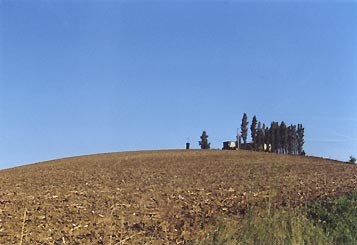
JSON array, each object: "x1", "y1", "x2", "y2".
[{"x1": 186, "y1": 142, "x2": 190, "y2": 150}]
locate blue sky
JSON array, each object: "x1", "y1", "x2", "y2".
[{"x1": 1, "y1": 1, "x2": 356, "y2": 169}]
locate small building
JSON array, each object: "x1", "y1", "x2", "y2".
[
  {"x1": 222, "y1": 141, "x2": 237, "y2": 150},
  {"x1": 263, "y1": 143, "x2": 272, "y2": 152}
]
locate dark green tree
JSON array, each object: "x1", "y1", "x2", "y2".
[
  {"x1": 257, "y1": 122, "x2": 264, "y2": 151},
  {"x1": 270, "y1": 122, "x2": 276, "y2": 153},
  {"x1": 297, "y1": 124, "x2": 305, "y2": 155},
  {"x1": 280, "y1": 121, "x2": 288, "y2": 154},
  {"x1": 270, "y1": 122, "x2": 280, "y2": 153},
  {"x1": 241, "y1": 113, "x2": 249, "y2": 149},
  {"x1": 287, "y1": 125, "x2": 297, "y2": 155},
  {"x1": 264, "y1": 126, "x2": 271, "y2": 152},
  {"x1": 262, "y1": 123, "x2": 266, "y2": 150},
  {"x1": 251, "y1": 115, "x2": 257, "y2": 150},
  {"x1": 199, "y1": 131, "x2": 211, "y2": 149},
  {"x1": 293, "y1": 125, "x2": 298, "y2": 154},
  {"x1": 349, "y1": 156, "x2": 356, "y2": 164},
  {"x1": 275, "y1": 122, "x2": 281, "y2": 153}
]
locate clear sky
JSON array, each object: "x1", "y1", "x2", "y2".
[{"x1": 1, "y1": 0, "x2": 357, "y2": 169}]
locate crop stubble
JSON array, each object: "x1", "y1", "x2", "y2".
[{"x1": 0, "y1": 150, "x2": 357, "y2": 244}]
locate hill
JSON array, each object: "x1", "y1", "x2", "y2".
[{"x1": 1, "y1": 150, "x2": 357, "y2": 244}]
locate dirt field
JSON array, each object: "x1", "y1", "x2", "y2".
[{"x1": 1, "y1": 150, "x2": 357, "y2": 244}]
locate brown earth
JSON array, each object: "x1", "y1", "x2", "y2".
[{"x1": 1, "y1": 150, "x2": 357, "y2": 244}]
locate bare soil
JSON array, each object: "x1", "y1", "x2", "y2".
[{"x1": 1, "y1": 150, "x2": 357, "y2": 244}]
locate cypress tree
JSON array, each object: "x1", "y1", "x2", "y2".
[
  {"x1": 287, "y1": 125, "x2": 295, "y2": 155},
  {"x1": 251, "y1": 115, "x2": 257, "y2": 150},
  {"x1": 257, "y1": 122, "x2": 264, "y2": 151},
  {"x1": 262, "y1": 123, "x2": 266, "y2": 150},
  {"x1": 270, "y1": 122, "x2": 275, "y2": 153},
  {"x1": 273, "y1": 122, "x2": 281, "y2": 153},
  {"x1": 199, "y1": 131, "x2": 211, "y2": 149},
  {"x1": 264, "y1": 126, "x2": 271, "y2": 152},
  {"x1": 280, "y1": 121, "x2": 288, "y2": 154},
  {"x1": 241, "y1": 113, "x2": 249, "y2": 149},
  {"x1": 297, "y1": 124, "x2": 305, "y2": 155},
  {"x1": 292, "y1": 125, "x2": 298, "y2": 154}
]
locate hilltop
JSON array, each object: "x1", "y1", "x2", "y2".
[{"x1": 1, "y1": 150, "x2": 357, "y2": 244}]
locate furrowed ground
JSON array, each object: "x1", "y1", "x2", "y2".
[{"x1": 1, "y1": 150, "x2": 357, "y2": 244}]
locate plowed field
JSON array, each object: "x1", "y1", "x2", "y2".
[{"x1": 1, "y1": 150, "x2": 357, "y2": 244}]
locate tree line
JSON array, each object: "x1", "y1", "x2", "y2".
[
  {"x1": 241, "y1": 113, "x2": 305, "y2": 155},
  {"x1": 198, "y1": 113, "x2": 305, "y2": 155}
]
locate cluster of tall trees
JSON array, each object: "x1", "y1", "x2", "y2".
[{"x1": 241, "y1": 113, "x2": 305, "y2": 155}]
